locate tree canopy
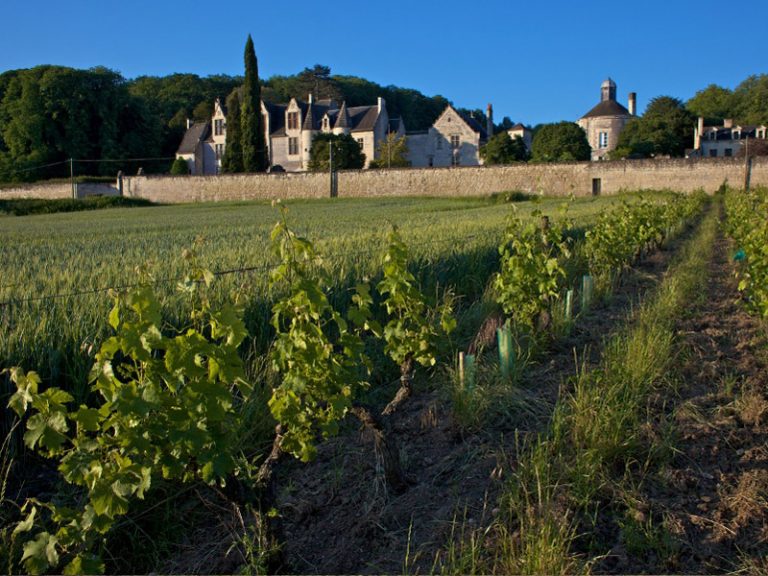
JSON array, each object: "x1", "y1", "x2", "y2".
[
  {"x1": 685, "y1": 74, "x2": 768, "y2": 126},
  {"x1": 613, "y1": 96, "x2": 694, "y2": 158},
  {"x1": 531, "y1": 122, "x2": 590, "y2": 162},
  {"x1": 307, "y1": 133, "x2": 365, "y2": 171},
  {"x1": 480, "y1": 132, "x2": 529, "y2": 164},
  {"x1": 369, "y1": 133, "x2": 410, "y2": 168}
]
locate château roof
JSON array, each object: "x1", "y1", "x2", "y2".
[
  {"x1": 177, "y1": 122, "x2": 210, "y2": 154},
  {"x1": 581, "y1": 99, "x2": 631, "y2": 119}
]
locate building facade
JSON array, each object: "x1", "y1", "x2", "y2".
[
  {"x1": 177, "y1": 95, "x2": 402, "y2": 173},
  {"x1": 691, "y1": 117, "x2": 768, "y2": 158},
  {"x1": 577, "y1": 78, "x2": 636, "y2": 161},
  {"x1": 263, "y1": 96, "x2": 401, "y2": 171},
  {"x1": 407, "y1": 105, "x2": 489, "y2": 168}
]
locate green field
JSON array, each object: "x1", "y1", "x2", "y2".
[{"x1": 0, "y1": 193, "x2": 640, "y2": 395}]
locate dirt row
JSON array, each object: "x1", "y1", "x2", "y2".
[{"x1": 598, "y1": 216, "x2": 768, "y2": 573}]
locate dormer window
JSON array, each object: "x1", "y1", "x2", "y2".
[
  {"x1": 732, "y1": 131, "x2": 740, "y2": 140},
  {"x1": 323, "y1": 117, "x2": 329, "y2": 130},
  {"x1": 287, "y1": 112, "x2": 299, "y2": 130}
]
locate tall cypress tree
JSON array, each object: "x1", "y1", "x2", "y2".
[
  {"x1": 240, "y1": 35, "x2": 268, "y2": 172},
  {"x1": 222, "y1": 87, "x2": 243, "y2": 173}
]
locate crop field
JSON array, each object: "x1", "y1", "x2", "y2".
[{"x1": 2, "y1": 189, "x2": 767, "y2": 575}]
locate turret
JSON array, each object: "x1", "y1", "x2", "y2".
[{"x1": 601, "y1": 78, "x2": 617, "y2": 102}]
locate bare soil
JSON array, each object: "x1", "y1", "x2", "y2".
[{"x1": 596, "y1": 221, "x2": 768, "y2": 573}]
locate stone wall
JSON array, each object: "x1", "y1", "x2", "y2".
[
  {"x1": 0, "y1": 182, "x2": 119, "y2": 200},
  {"x1": 4, "y1": 157, "x2": 766, "y2": 203}
]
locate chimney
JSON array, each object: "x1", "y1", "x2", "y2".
[
  {"x1": 308, "y1": 93, "x2": 313, "y2": 104},
  {"x1": 186, "y1": 118, "x2": 191, "y2": 130},
  {"x1": 724, "y1": 118, "x2": 733, "y2": 128},
  {"x1": 378, "y1": 96, "x2": 385, "y2": 113},
  {"x1": 487, "y1": 103, "x2": 494, "y2": 137},
  {"x1": 628, "y1": 92, "x2": 636, "y2": 116},
  {"x1": 695, "y1": 116, "x2": 704, "y2": 150}
]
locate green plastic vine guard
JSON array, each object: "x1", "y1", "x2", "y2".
[
  {"x1": 581, "y1": 275, "x2": 594, "y2": 312},
  {"x1": 497, "y1": 324, "x2": 514, "y2": 379},
  {"x1": 459, "y1": 352, "x2": 477, "y2": 391}
]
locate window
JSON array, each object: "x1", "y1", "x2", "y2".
[
  {"x1": 724, "y1": 148, "x2": 733, "y2": 157},
  {"x1": 214, "y1": 119, "x2": 225, "y2": 136},
  {"x1": 598, "y1": 131, "x2": 609, "y2": 148},
  {"x1": 357, "y1": 138, "x2": 364, "y2": 149},
  {"x1": 215, "y1": 143, "x2": 224, "y2": 160},
  {"x1": 287, "y1": 112, "x2": 299, "y2": 130},
  {"x1": 288, "y1": 137, "x2": 299, "y2": 155},
  {"x1": 732, "y1": 131, "x2": 740, "y2": 140},
  {"x1": 709, "y1": 149, "x2": 718, "y2": 157},
  {"x1": 450, "y1": 135, "x2": 460, "y2": 149}
]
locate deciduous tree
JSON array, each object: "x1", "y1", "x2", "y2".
[
  {"x1": 480, "y1": 132, "x2": 529, "y2": 164},
  {"x1": 531, "y1": 122, "x2": 590, "y2": 162},
  {"x1": 369, "y1": 133, "x2": 410, "y2": 168},
  {"x1": 308, "y1": 133, "x2": 365, "y2": 171}
]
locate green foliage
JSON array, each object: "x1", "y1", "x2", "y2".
[
  {"x1": 369, "y1": 133, "x2": 410, "y2": 169},
  {"x1": 480, "y1": 132, "x2": 529, "y2": 165},
  {"x1": 169, "y1": 158, "x2": 189, "y2": 175},
  {"x1": 128, "y1": 72, "x2": 240, "y2": 162},
  {"x1": 378, "y1": 227, "x2": 456, "y2": 373},
  {"x1": 267, "y1": 207, "x2": 374, "y2": 461},
  {"x1": 240, "y1": 35, "x2": 268, "y2": 173},
  {"x1": 5, "y1": 250, "x2": 253, "y2": 573},
  {"x1": 585, "y1": 193, "x2": 705, "y2": 287},
  {"x1": 531, "y1": 122, "x2": 590, "y2": 162},
  {"x1": 686, "y1": 84, "x2": 735, "y2": 125},
  {"x1": 307, "y1": 133, "x2": 365, "y2": 171},
  {"x1": 733, "y1": 74, "x2": 768, "y2": 125},
  {"x1": 264, "y1": 67, "x2": 449, "y2": 132},
  {"x1": 494, "y1": 209, "x2": 572, "y2": 328},
  {"x1": 222, "y1": 88, "x2": 243, "y2": 173},
  {"x1": 0, "y1": 66, "x2": 162, "y2": 181},
  {"x1": 614, "y1": 96, "x2": 694, "y2": 158},
  {"x1": 0, "y1": 196, "x2": 153, "y2": 216},
  {"x1": 724, "y1": 186, "x2": 768, "y2": 318}
]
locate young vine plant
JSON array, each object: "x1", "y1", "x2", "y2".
[{"x1": 7, "y1": 248, "x2": 253, "y2": 574}]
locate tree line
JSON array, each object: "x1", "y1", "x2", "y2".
[
  {"x1": 0, "y1": 60, "x2": 453, "y2": 182},
  {"x1": 2, "y1": 54, "x2": 767, "y2": 182}
]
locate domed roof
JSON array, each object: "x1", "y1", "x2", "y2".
[{"x1": 581, "y1": 99, "x2": 630, "y2": 119}]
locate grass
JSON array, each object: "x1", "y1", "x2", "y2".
[
  {"x1": 0, "y1": 196, "x2": 153, "y2": 216},
  {"x1": 0, "y1": 190, "x2": 677, "y2": 573},
  {"x1": 436, "y1": 196, "x2": 716, "y2": 573}
]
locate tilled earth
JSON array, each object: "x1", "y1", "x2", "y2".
[{"x1": 597, "y1": 223, "x2": 768, "y2": 573}]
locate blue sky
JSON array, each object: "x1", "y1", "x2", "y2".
[{"x1": 2, "y1": 0, "x2": 766, "y2": 126}]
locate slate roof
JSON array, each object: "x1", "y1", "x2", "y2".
[
  {"x1": 335, "y1": 102, "x2": 351, "y2": 129},
  {"x1": 349, "y1": 105, "x2": 380, "y2": 132},
  {"x1": 581, "y1": 99, "x2": 631, "y2": 119},
  {"x1": 458, "y1": 111, "x2": 488, "y2": 140},
  {"x1": 177, "y1": 122, "x2": 210, "y2": 154},
  {"x1": 263, "y1": 102, "x2": 288, "y2": 136}
]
